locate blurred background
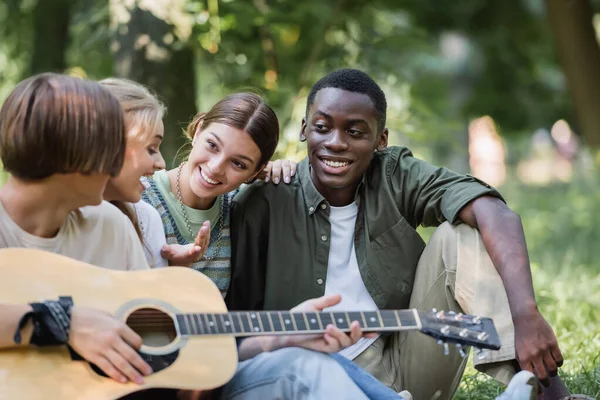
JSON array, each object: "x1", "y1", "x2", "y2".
[{"x1": 0, "y1": 0, "x2": 599, "y2": 398}]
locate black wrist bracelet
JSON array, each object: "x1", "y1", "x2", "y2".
[{"x1": 13, "y1": 298, "x2": 73, "y2": 346}]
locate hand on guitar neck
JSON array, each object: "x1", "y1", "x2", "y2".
[
  {"x1": 0, "y1": 249, "x2": 501, "y2": 399},
  {"x1": 237, "y1": 294, "x2": 375, "y2": 361}
]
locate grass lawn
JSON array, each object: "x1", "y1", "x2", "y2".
[
  {"x1": 450, "y1": 169, "x2": 600, "y2": 399},
  {"x1": 0, "y1": 160, "x2": 597, "y2": 398}
]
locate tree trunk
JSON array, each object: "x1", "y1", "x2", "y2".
[
  {"x1": 112, "y1": 2, "x2": 196, "y2": 166},
  {"x1": 29, "y1": 0, "x2": 71, "y2": 75},
  {"x1": 546, "y1": 0, "x2": 600, "y2": 147}
]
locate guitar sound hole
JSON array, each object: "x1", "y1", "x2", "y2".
[{"x1": 126, "y1": 307, "x2": 177, "y2": 347}]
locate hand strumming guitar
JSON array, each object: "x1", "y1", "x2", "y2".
[{"x1": 68, "y1": 306, "x2": 152, "y2": 384}]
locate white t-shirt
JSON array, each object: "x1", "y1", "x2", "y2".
[
  {"x1": 133, "y1": 201, "x2": 168, "y2": 269},
  {"x1": 0, "y1": 201, "x2": 149, "y2": 271},
  {"x1": 324, "y1": 202, "x2": 380, "y2": 360}
]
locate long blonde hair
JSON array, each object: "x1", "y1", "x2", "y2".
[
  {"x1": 99, "y1": 78, "x2": 166, "y2": 242},
  {"x1": 99, "y1": 78, "x2": 165, "y2": 143}
]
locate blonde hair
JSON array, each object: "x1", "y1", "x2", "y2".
[
  {"x1": 99, "y1": 78, "x2": 165, "y2": 142},
  {"x1": 99, "y1": 78, "x2": 165, "y2": 247},
  {"x1": 0, "y1": 73, "x2": 126, "y2": 180}
]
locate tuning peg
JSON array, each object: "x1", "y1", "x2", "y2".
[
  {"x1": 476, "y1": 348, "x2": 489, "y2": 360},
  {"x1": 472, "y1": 316, "x2": 481, "y2": 325},
  {"x1": 437, "y1": 340, "x2": 450, "y2": 356},
  {"x1": 456, "y1": 344, "x2": 467, "y2": 358}
]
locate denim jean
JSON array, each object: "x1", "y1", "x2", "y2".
[
  {"x1": 331, "y1": 353, "x2": 403, "y2": 400},
  {"x1": 218, "y1": 347, "x2": 370, "y2": 400}
]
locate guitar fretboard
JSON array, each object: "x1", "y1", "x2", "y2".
[{"x1": 175, "y1": 310, "x2": 420, "y2": 336}]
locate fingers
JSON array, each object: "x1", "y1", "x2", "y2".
[
  {"x1": 348, "y1": 321, "x2": 363, "y2": 344},
  {"x1": 325, "y1": 324, "x2": 353, "y2": 350},
  {"x1": 194, "y1": 221, "x2": 210, "y2": 247},
  {"x1": 105, "y1": 348, "x2": 145, "y2": 384},
  {"x1": 281, "y1": 160, "x2": 295, "y2": 184},
  {"x1": 160, "y1": 245, "x2": 173, "y2": 259},
  {"x1": 322, "y1": 333, "x2": 340, "y2": 352},
  {"x1": 263, "y1": 162, "x2": 272, "y2": 183},
  {"x1": 310, "y1": 294, "x2": 342, "y2": 311},
  {"x1": 271, "y1": 161, "x2": 282, "y2": 184},
  {"x1": 94, "y1": 355, "x2": 128, "y2": 384},
  {"x1": 551, "y1": 345, "x2": 564, "y2": 368},
  {"x1": 117, "y1": 324, "x2": 143, "y2": 350},
  {"x1": 543, "y1": 351, "x2": 558, "y2": 378},
  {"x1": 113, "y1": 336, "x2": 153, "y2": 377},
  {"x1": 200, "y1": 221, "x2": 210, "y2": 250},
  {"x1": 532, "y1": 356, "x2": 550, "y2": 387}
]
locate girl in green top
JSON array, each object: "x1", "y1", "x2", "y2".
[{"x1": 141, "y1": 93, "x2": 294, "y2": 296}]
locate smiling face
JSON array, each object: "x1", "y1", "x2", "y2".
[
  {"x1": 104, "y1": 120, "x2": 165, "y2": 203},
  {"x1": 301, "y1": 87, "x2": 388, "y2": 206},
  {"x1": 185, "y1": 122, "x2": 263, "y2": 202}
]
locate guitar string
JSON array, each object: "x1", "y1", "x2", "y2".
[{"x1": 125, "y1": 312, "x2": 414, "y2": 331}]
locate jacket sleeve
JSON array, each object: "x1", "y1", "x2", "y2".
[{"x1": 388, "y1": 147, "x2": 505, "y2": 228}]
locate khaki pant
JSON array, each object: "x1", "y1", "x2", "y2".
[{"x1": 354, "y1": 222, "x2": 517, "y2": 400}]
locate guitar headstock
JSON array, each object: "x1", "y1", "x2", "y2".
[{"x1": 418, "y1": 309, "x2": 501, "y2": 354}]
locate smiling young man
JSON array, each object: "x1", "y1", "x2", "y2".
[{"x1": 227, "y1": 69, "x2": 569, "y2": 400}]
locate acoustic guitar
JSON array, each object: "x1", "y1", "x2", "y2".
[{"x1": 0, "y1": 248, "x2": 501, "y2": 399}]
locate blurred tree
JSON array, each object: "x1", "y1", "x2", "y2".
[
  {"x1": 546, "y1": 0, "x2": 600, "y2": 147},
  {"x1": 1, "y1": 0, "x2": 595, "y2": 166},
  {"x1": 110, "y1": 0, "x2": 197, "y2": 164},
  {"x1": 29, "y1": 0, "x2": 72, "y2": 75}
]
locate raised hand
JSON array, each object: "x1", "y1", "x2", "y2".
[
  {"x1": 68, "y1": 306, "x2": 152, "y2": 384},
  {"x1": 161, "y1": 221, "x2": 211, "y2": 267}
]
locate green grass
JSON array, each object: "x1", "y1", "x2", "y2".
[
  {"x1": 452, "y1": 168, "x2": 600, "y2": 400},
  {"x1": 0, "y1": 161, "x2": 598, "y2": 398}
]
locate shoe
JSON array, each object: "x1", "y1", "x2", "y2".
[{"x1": 496, "y1": 370, "x2": 537, "y2": 400}]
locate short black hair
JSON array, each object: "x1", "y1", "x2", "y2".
[{"x1": 305, "y1": 69, "x2": 387, "y2": 131}]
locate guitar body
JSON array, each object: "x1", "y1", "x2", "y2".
[{"x1": 0, "y1": 248, "x2": 238, "y2": 400}]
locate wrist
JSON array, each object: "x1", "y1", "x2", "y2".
[
  {"x1": 511, "y1": 300, "x2": 539, "y2": 322},
  {"x1": 264, "y1": 335, "x2": 286, "y2": 352}
]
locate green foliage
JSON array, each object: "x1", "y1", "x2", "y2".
[
  {"x1": 0, "y1": 0, "x2": 579, "y2": 165},
  {"x1": 453, "y1": 167, "x2": 600, "y2": 399}
]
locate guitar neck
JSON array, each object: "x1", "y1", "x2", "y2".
[{"x1": 175, "y1": 310, "x2": 422, "y2": 337}]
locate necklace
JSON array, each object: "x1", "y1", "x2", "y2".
[{"x1": 175, "y1": 162, "x2": 225, "y2": 261}]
